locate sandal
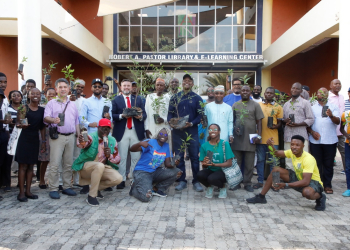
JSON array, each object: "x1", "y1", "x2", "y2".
[
  {"x1": 325, "y1": 187, "x2": 333, "y2": 194},
  {"x1": 253, "y1": 183, "x2": 263, "y2": 189}
]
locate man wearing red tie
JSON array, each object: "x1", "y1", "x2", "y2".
[{"x1": 111, "y1": 79, "x2": 147, "y2": 189}]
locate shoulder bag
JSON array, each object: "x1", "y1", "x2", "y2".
[
  {"x1": 49, "y1": 102, "x2": 69, "y2": 140},
  {"x1": 222, "y1": 140, "x2": 243, "y2": 188}
]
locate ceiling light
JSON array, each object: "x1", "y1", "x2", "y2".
[
  {"x1": 138, "y1": 14, "x2": 148, "y2": 17},
  {"x1": 225, "y1": 14, "x2": 236, "y2": 17}
]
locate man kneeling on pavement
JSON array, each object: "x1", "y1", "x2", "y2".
[
  {"x1": 72, "y1": 118, "x2": 123, "y2": 206},
  {"x1": 246, "y1": 135, "x2": 326, "y2": 211}
]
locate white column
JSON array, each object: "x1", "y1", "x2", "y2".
[
  {"x1": 338, "y1": 0, "x2": 350, "y2": 98},
  {"x1": 17, "y1": 0, "x2": 42, "y2": 91}
]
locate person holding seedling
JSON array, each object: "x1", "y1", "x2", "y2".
[
  {"x1": 308, "y1": 88, "x2": 340, "y2": 194},
  {"x1": 247, "y1": 135, "x2": 326, "y2": 211},
  {"x1": 282, "y1": 82, "x2": 314, "y2": 169},
  {"x1": 340, "y1": 111, "x2": 350, "y2": 197}
]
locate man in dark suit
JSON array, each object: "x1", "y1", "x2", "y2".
[{"x1": 112, "y1": 79, "x2": 147, "y2": 189}]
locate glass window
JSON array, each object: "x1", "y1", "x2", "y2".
[
  {"x1": 245, "y1": 0, "x2": 256, "y2": 25},
  {"x1": 119, "y1": 26, "x2": 129, "y2": 51},
  {"x1": 159, "y1": 4, "x2": 174, "y2": 25},
  {"x1": 175, "y1": 0, "x2": 187, "y2": 26},
  {"x1": 233, "y1": 0, "x2": 244, "y2": 25},
  {"x1": 233, "y1": 26, "x2": 243, "y2": 51},
  {"x1": 142, "y1": 27, "x2": 158, "y2": 51},
  {"x1": 245, "y1": 26, "x2": 255, "y2": 52},
  {"x1": 199, "y1": 27, "x2": 214, "y2": 52},
  {"x1": 142, "y1": 6, "x2": 158, "y2": 25},
  {"x1": 159, "y1": 27, "x2": 174, "y2": 52},
  {"x1": 175, "y1": 26, "x2": 187, "y2": 52},
  {"x1": 119, "y1": 12, "x2": 129, "y2": 25},
  {"x1": 130, "y1": 26, "x2": 141, "y2": 51},
  {"x1": 130, "y1": 10, "x2": 141, "y2": 25},
  {"x1": 187, "y1": 1, "x2": 198, "y2": 25},
  {"x1": 199, "y1": 0, "x2": 215, "y2": 25},
  {"x1": 216, "y1": 26, "x2": 231, "y2": 52},
  {"x1": 216, "y1": 0, "x2": 232, "y2": 25},
  {"x1": 187, "y1": 26, "x2": 199, "y2": 52}
]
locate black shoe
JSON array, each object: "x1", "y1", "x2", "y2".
[
  {"x1": 59, "y1": 185, "x2": 63, "y2": 191},
  {"x1": 244, "y1": 185, "x2": 254, "y2": 192},
  {"x1": 86, "y1": 195, "x2": 99, "y2": 207},
  {"x1": 229, "y1": 184, "x2": 241, "y2": 191},
  {"x1": 17, "y1": 195, "x2": 28, "y2": 202},
  {"x1": 104, "y1": 187, "x2": 113, "y2": 192},
  {"x1": 39, "y1": 184, "x2": 47, "y2": 189},
  {"x1": 80, "y1": 185, "x2": 90, "y2": 194},
  {"x1": 116, "y1": 181, "x2": 125, "y2": 190},
  {"x1": 246, "y1": 194, "x2": 267, "y2": 204},
  {"x1": 0, "y1": 196, "x2": 3, "y2": 201},
  {"x1": 97, "y1": 191, "x2": 104, "y2": 199},
  {"x1": 25, "y1": 193, "x2": 38, "y2": 199},
  {"x1": 185, "y1": 156, "x2": 190, "y2": 161},
  {"x1": 315, "y1": 193, "x2": 326, "y2": 211}
]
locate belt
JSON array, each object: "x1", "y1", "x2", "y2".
[{"x1": 58, "y1": 132, "x2": 74, "y2": 136}]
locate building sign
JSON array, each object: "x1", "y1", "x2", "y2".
[{"x1": 108, "y1": 53, "x2": 264, "y2": 61}]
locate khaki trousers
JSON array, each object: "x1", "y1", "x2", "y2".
[
  {"x1": 48, "y1": 134, "x2": 75, "y2": 191},
  {"x1": 118, "y1": 129, "x2": 141, "y2": 180},
  {"x1": 284, "y1": 140, "x2": 309, "y2": 169},
  {"x1": 79, "y1": 161, "x2": 123, "y2": 197}
]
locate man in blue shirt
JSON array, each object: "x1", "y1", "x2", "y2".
[
  {"x1": 167, "y1": 74, "x2": 204, "y2": 192},
  {"x1": 223, "y1": 78, "x2": 242, "y2": 106}
]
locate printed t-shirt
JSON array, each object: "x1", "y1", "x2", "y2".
[
  {"x1": 199, "y1": 140, "x2": 234, "y2": 172},
  {"x1": 284, "y1": 150, "x2": 323, "y2": 186},
  {"x1": 134, "y1": 139, "x2": 171, "y2": 173},
  {"x1": 341, "y1": 111, "x2": 350, "y2": 143},
  {"x1": 259, "y1": 102, "x2": 283, "y2": 145}
]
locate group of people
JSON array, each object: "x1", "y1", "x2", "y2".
[{"x1": 0, "y1": 70, "x2": 349, "y2": 211}]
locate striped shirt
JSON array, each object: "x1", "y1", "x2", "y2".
[{"x1": 345, "y1": 99, "x2": 350, "y2": 111}]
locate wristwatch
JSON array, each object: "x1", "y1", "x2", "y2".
[
  {"x1": 257, "y1": 135, "x2": 262, "y2": 140},
  {"x1": 285, "y1": 183, "x2": 289, "y2": 188},
  {"x1": 190, "y1": 122, "x2": 193, "y2": 127}
]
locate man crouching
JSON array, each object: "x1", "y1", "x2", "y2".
[
  {"x1": 246, "y1": 135, "x2": 326, "y2": 211},
  {"x1": 72, "y1": 118, "x2": 123, "y2": 206}
]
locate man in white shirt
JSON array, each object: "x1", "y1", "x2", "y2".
[{"x1": 252, "y1": 85, "x2": 263, "y2": 103}]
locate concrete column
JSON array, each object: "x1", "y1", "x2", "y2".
[
  {"x1": 262, "y1": 0, "x2": 273, "y2": 51},
  {"x1": 338, "y1": 0, "x2": 350, "y2": 98},
  {"x1": 17, "y1": 0, "x2": 42, "y2": 91},
  {"x1": 261, "y1": 69, "x2": 271, "y2": 91},
  {"x1": 103, "y1": 14, "x2": 113, "y2": 93}
]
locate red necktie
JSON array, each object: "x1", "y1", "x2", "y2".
[{"x1": 126, "y1": 96, "x2": 132, "y2": 129}]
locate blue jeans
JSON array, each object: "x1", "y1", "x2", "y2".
[
  {"x1": 256, "y1": 144, "x2": 279, "y2": 183},
  {"x1": 345, "y1": 144, "x2": 350, "y2": 190}
]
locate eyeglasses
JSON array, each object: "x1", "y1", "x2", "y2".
[
  {"x1": 159, "y1": 132, "x2": 168, "y2": 137},
  {"x1": 93, "y1": 85, "x2": 102, "y2": 89},
  {"x1": 208, "y1": 129, "x2": 218, "y2": 132},
  {"x1": 207, "y1": 90, "x2": 214, "y2": 93}
]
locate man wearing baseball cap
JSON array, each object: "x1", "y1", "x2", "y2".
[{"x1": 72, "y1": 118, "x2": 123, "y2": 206}]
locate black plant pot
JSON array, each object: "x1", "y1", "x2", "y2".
[
  {"x1": 202, "y1": 115, "x2": 208, "y2": 128},
  {"x1": 102, "y1": 105, "x2": 110, "y2": 118},
  {"x1": 322, "y1": 105, "x2": 329, "y2": 118},
  {"x1": 169, "y1": 115, "x2": 189, "y2": 129},
  {"x1": 235, "y1": 124, "x2": 244, "y2": 136},
  {"x1": 171, "y1": 155, "x2": 181, "y2": 167},
  {"x1": 123, "y1": 107, "x2": 142, "y2": 117},
  {"x1": 44, "y1": 75, "x2": 51, "y2": 81},
  {"x1": 289, "y1": 114, "x2": 295, "y2": 123},
  {"x1": 153, "y1": 114, "x2": 161, "y2": 124},
  {"x1": 18, "y1": 63, "x2": 24, "y2": 72},
  {"x1": 267, "y1": 116, "x2": 274, "y2": 128},
  {"x1": 58, "y1": 113, "x2": 65, "y2": 126},
  {"x1": 272, "y1": 171, "x2": 280, "y2": 187}
]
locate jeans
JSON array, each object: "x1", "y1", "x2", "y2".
[
  {"x1": 197, "y1": 169, "x2": 226, "y2": 188},
  {"x1": 131, "y1": 168, "x2": 180, "y2": 202},
  {"x1": 310, "y1": 143, "x2": 337, "y2": 188},
  {"x1": 173, "y1": 128, "x2": 200, "y2": 184},
  {"x1": 256, "y1": 144, "x2": 279, "y2": 183},
  {"x1": 345, "y1": 144, "x2": 350, "y2": 190}
]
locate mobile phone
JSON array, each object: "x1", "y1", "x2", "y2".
[
  {"x1": 206, "y1": 150, "x2": 213, "y2": 163},
  {"x1": 102, "y1": 105, "x2": 110, "y2": 118}
]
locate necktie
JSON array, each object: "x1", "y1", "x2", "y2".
[{"x1": 126, "y1": 96, "x2": 132, "y2": 129}]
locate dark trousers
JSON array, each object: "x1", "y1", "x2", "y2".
[
  {"x1": 232, "y1": 150, "x2": 255, "y2": 186},
  {"x1": 197, "y1": 169, "x2": 226, "y2": 188},
  {"x1": 345, "y1": 144, "x2": 350, "y2": 190},
  {"x1": 0, "y1": 130, "x2": 11, "y2": 187},
  {"x1": 173, "y1": 128, "x2": 199, "y2": 184},
  {"x1": 310, "y1": 142, "x2": 337, "y2": 188}
]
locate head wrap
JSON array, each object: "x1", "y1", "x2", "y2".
[
  {"x1": 214, "y1": 85, "x2": 225, "y2": 92},
  {"x1": 156, "y1": 78, "x2": 165, "y2": 84},
  {"x1": 75, "y1": 79, "x2": 85, "y2": 86}
]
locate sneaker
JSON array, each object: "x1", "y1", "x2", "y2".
[
  {"x1": 104, "y1": 187, "x2": 113, "y2": 192},
  {"x1": 97, "y1": 191, "x2": 104, "y2": 199},
  {"x1": 340, "y1": 170, "x2": 345, "y2": 175},
  {"x1": 205, "y1": 186, "x2": 214, "y2": 199},
  {"x1": 246, "y1": 194, "x2": 267, "y2": 204},
  {"x1": 86, "y1": 195, "x2": 99, "y2": 207},
  {"x1": 62, "y1": 188, "x2": 77, "y2": 196},
  {"x1": 49, "y1": 191, "x2": 60, "y2": 199},
  {"x1": 315, "y1": 193, "x2": 326, "y2": 211},
  {"x1": 218, "y1": 187, "x2": 227, "y2": 199},
  {"x1": 193, "y1": 182, "x2": 204, "y2": 192},
  {"x1": 244, "y1": 185, "x2": 254, "y2": 192},
  {"x1": 4, "y1": 186, "x2": 11, "y2": 192},
  {"x1": 116, "y1": 181, "x2": 125, "y2": 190},
  {"x1": 80, "y1": 185, "x2": 90, "y2": 194},
  {"x1": 253, "y1": 167, "x2": 257, "y2": 175},
  {"x1": 175, "y1": 181, "x2": 187, "y2": 191},
  {"x1": 342, "y1": 190, "x2": 350, "y2": 197},
  {"x1": 152, "y1": 190, "x2": 167, "y2": 197}
]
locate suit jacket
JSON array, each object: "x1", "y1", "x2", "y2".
[{"x1": 112, "y1": 94, "x2": 147, "y2": 142}]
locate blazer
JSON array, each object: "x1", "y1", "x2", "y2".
[{"x1": 111, "y1": 94, "x2": 147, "y2": 142}]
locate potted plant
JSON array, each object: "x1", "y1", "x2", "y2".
[
  {"x1": 18, "y1": 56, "x2": 28, "y2": 72},
  {"x1": 319, "y1": 89, "x2": 329, "y2": 118},
  {"x1": 227, "y1": 69, "x2": 233, "y2": 83},
  {"x1": 267, "y1": 145, "x2": 281, "y2": 187},
  {"x1": 17, "y1": 104, "x2": 28, "y2": 125},
  {"x1": 233, "y1": 101, "x2": 249, "y2": 136},
  {"x1": 4, "y1": 112, "x2": 12, "y2": 121},
  {"x1": 150, "y1": 95, "x2": 166, "y2": 124},
  {"x1": 267, "y1": 103, "x2": 280, "y2": 129},
  {"x1": 168, "y1": 90, "x2": 192, "y2": 129},
  {"x1": 289, "y1": 100, "x2": 297, "y2": 123},
  {"x1": 102, "y1": 94, "x2": 116, "y2": 118},
  {"x1": 198, "y1": 101, "x2": 208, "y2": 129},
  {"x1": 309, "y1": 93, "x2": 317, "y2": 106},
  {"x1": 42, "y1": 61, "x2": 58, "y2": 82},
  {"x1": 80, "y1": 116, "x2": 88, "y2": 141},
  {"x1": 171, "y1": 132, "x2": 193, "y2": 167}
]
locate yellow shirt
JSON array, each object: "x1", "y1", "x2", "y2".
[
  {"x1": 259, "y1": 102, "x2": 283, "y2": 145},
  {"x1": 341, "y1": 111, "x2": 350, "y2": 143},
  {"x1": 284, "y1": 150, "x2": 323, "y2": 187}
]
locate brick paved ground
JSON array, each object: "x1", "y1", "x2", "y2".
[{"x1": 0, "y1": 158, "x2": 350, "y2": 250}]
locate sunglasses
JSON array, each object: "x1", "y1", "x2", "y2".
[
  {"x1": 208, "y1": 129, "x2": 218, "y2": 132},
  {"x1": 159, "y1": 132, "x2": 168, "y2": 137},
  {"x1": 93, "y1": 85, "x2": 102, "y2": 89}
]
